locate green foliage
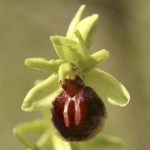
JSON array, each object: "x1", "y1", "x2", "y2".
[{"x1": 14, "y1": 5, "x2": 130, "y2": 150}]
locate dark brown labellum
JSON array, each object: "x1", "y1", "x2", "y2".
[{"x1": 51, "y1": 76, "x2": 107, "y2": 141}]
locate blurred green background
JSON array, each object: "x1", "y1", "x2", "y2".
[{"x1": 0, "y1": 0, "x2": 150, "y2": 150}]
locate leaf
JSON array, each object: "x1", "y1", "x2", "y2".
[
  {"x1": 50, "y1": 36, "x2": 85, "y2": 66},
  {"x1": 15, "y1": 120, "x2": 48, "y2": 135},
  {"x1": 22, "y1": 74, "x2": 63, "y2": 111},
  {"x1": 52, "y1": 135, "x2": 72, "y2": 150},
  {"x1": 85, "y1": 69, "x2": 130, "y2": 106},
  {"x1": 14, "y1": 110, "x2": 55, "y2": 150},
  {"x1": 36, "y1": 129, "x2": 54, "y2": 150},
  {"x1": 75, "y1": 14, "x2": 99, "y2": 49},
  {"x1": 66, "y1": 5, "x2": 86, "y2": 38},
  {"x1": 78, "y1": 142, "x2": 90, "y2": 150},
  {"x1": 97, "y1": 134, "x2": 123, "y2": 147},
  {"x1": 25, "y1": 58, "x2": 64, "y2": 74},
  {"x1": 89, "y1": 134, "x2": 123, "y2": 148},
  {"x1": 13, "y1": 129, "x2": 44, "y2": 150}
]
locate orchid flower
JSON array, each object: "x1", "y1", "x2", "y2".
[{"x1": 14, "y1": 5, "x2": 130, "y2": 150}]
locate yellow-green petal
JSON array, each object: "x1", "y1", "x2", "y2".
[
  {"x1": 22, "y1": 74, "x2": 62, "y2": 112},
  {"x1": 25, "y1": 58, "x2": 64, "y2": 74},
  {"x1": 85, "y1": 69, "x2": 130, "y2": 106},
  {"x1": 78, "y1": 55, "x2": 98, "y2": 72},
  {"x1": 74, "y1": 30, "x2": 88, "y2": 55},
  {"x1": 78, "y1": 50, "x2": 109, "y2": 73}
]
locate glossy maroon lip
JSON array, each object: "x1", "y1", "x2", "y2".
[{"x1": 51, "y1": 76, "x2": 107, "y2": 141}]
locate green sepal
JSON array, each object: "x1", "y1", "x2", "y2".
[
  {"x1": 50, "y1": 36, "x2": 85, "y2": 66},
  {"x1": 13, "y1": 129, "x2": 43, "y2": 150},
  {"x1": 25, "y1": 58, "x2": 64, "y2": 74},
  {"x1": 85, "y1": 69, "x2": 130, "y2": 106},
  {"x1": 66, "y1": 5, "x2": 86, "y2": 39},
  {"x1": 22, "y1": 74, "x2": 63, "y2": 111},
  {"x1": 75, "y1": 14, "x2": 99, "y2": 49}
]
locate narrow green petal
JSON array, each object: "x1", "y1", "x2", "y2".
[
  {"x1": 50, "y1": 36, "x2": 85, "y2": 66},
  {"x1": 79, "y1": 55, "x2": 98, "y2": 72},
  {"x1": 74, "y1": 30, "x2": 88, "y2": 55},
  {"x1": 85, "y1": 69, "x2": 130, "y2": 106},
  {"x1": 78, "y1": 50, "x2": 109, "y2": 72},
  {"x1": 25, "y1": 58, "x2": 64, "y2": 74},
  {"x1": 66, "y1": 5, "x2": 86, "y2": 38},
  {"x1": 13, "y1": 129, "x2": 43, "y2": 150},
  {"x1": 76, "y1": 14, "x2": 99, "y2": 49},
  {"x1": 22, "y1": 74, "x2": 63, "y2": 111},
  {"x1": 15, "y1": 120, "x2": 48, "y2": 135},
  {"x1": 91, "y1": 49, "x2": 109, "y2": 65}
]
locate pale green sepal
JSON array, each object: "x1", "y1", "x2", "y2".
[
  {"x1": 22, "y1": 74, "x2": 63, "y2": 111},
  {"x1": 25, "y1": 58, "x2": 64, "y2": 74},
  {"x1": 91, "y1": 49, "x2": 109, "y2": 64},
  {"x1": 85, "y1": 69, "x2": 130, "y2": 106},
  {"x1": 15, "y1": 120, "x2": 48, "y2": 135},
  {"x1": 50, "y1": 36, "x2": 85, "y2": 66},
  {"x1": 13, "y1": 129, "x2": 44, "y2": 150},
  {"x1": 66, "y1": 5, "x2": 86, "y2": 38},
  {"x1": 76, "y1": 14, "x2": 99, "y2": 49}
]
